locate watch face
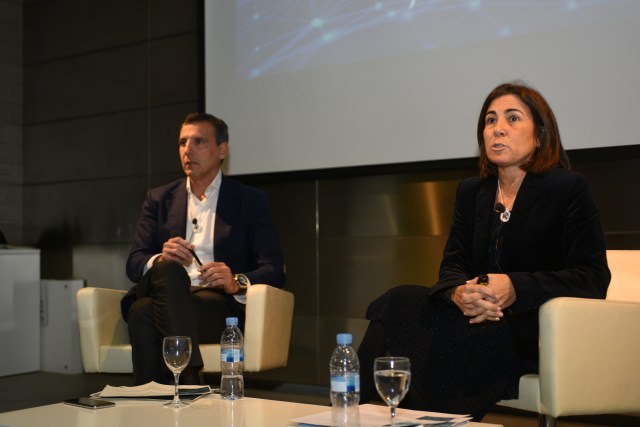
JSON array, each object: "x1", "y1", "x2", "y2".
[{"x1": 236, "y1": 274, "x2": 249, "y2": 286}]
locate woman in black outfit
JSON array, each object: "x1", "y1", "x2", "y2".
[{"x1": 357, "y1": 82, "x2": 610, "y2": 420}]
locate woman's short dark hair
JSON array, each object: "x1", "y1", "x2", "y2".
[
  {"x1": 182, "y1": 113, "x2": 229, "y2": 146},
  {"x1": 477, "y1": 81, "x2": 570, "y2": 177}
]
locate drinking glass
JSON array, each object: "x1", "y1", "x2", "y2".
[
  {"x1": 163, "y1": 336, "x2": 192, "y2": 408},
  {"x1": 374, "y1": 356, "x2": 411, "y2": 426}
]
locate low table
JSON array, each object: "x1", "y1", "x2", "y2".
[{"x1": 0, "y1": 396, "x2": 503, "y2": 427}]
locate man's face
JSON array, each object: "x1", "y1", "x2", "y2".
[{"x1": 178, "y1": 121, "x2": 227, "y2": 182}]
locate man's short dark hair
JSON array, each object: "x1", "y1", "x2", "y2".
[{"x1": 182, "y1": 113, "x2": 229, "y2": 146}]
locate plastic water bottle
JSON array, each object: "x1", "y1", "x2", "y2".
[
  {"x1": 330, "y1": 333, "x2": 360, "y2": 407},
  {"x1": 220, "y1": 317, "x2": 244, "y2": 400}
]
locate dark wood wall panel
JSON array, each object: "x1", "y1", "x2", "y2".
[
  {"x1": 0, "y1": 0, "x2": 23, "y2": 244},
  {"x1": 22, "y1": 0, "x2": 198, "y2": 282}
]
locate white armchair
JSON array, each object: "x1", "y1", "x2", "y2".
[
  {"x1": 497, "y1": 250, "x2": 640, "y2": 427},
  {"x1": 77, "y1": 284, "x2": 294, "y2": 373}
]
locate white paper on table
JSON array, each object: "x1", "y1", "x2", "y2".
[
  {"x1": 290, "y1": 403, "x2": 472, "y2": 426},
  {"x1": 94, "y1": 381, "x2": 213, "y2": 399}
]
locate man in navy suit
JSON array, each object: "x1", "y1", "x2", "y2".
[{"x1": 122, "y1": 113, "x2": 285, "y2": 385}]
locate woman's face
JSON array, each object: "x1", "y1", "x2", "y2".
[{"x1": 483, "y1": 94, "x2": 537, "y2": 171}]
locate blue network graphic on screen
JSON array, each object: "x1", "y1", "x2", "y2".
[{"x1": 237, "y1": 0, "x2": 640, "y2": 79}]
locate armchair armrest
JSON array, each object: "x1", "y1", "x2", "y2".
[
  {"x1": 77, "y1": 287, "x2": 128, "y2": 373},
  {"x1": 244, "y1": 284, "x2": 295, "y2": 371},
  {"x1": 77, "y1": 285, "x2": 294, "y2": 374},
  {"x1": 539, "y1": 297, "x2": 640, "y2": 417}
]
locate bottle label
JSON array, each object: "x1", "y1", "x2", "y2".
[
  {"x1": 330, "y1": 374, "x2": 360, "y2": 393},
  {"x1": 221, "y1": 348, "x2": 244, "y2": 363}
]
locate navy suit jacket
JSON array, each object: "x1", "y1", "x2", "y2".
[{"x1": 125, "y1": 174, "x2": 285, "y2": 292}]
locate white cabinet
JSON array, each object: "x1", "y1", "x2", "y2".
[
  {"x1": 40, "y1": 279, "x2": 85, "y2": 373},
  {"x1": 0, "y1": 248, "x2": 41, "y2": 376}
]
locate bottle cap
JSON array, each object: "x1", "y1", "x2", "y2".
[
  {"x1": 336, "y1": 333, "x2": 352, "y2": 345},
  {"x1": 226, "y1": 317, "x2": 239, "y2": 326}
]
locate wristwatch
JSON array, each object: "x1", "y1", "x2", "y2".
[{"x1": 234, "y1": 274, "x2": 250, "y2": 294}]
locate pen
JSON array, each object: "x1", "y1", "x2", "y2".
[
  {"x1": 190, "y1": 391, "x2": 215, "y2": 402},
  {"x1": 187, "y1": 218, "x2": 203, "y2": 266},
  {"x1": 189, "y1": 248, "x2": 203, "y2": 266}
]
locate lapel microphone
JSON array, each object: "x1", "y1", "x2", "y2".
[
  {"x1": 494, "y1": 202, "x2": 506, "y2": 214},
  {"x1": 188, "y1": 218, "x2": 199, "y2": 244}
]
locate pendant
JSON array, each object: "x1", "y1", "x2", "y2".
[{"x1": 500, "y1": 209, "x2": 511, "y2": 223}]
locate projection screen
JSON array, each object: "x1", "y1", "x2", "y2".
[{"x1": 204, "y1": 1, "x2": 640, "y2": 175}]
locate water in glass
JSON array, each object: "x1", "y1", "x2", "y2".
[{"x1": 374, "y1": 357, "x2": 411, "y2": 426}]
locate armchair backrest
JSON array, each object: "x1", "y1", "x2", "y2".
[{"x1": 605, "y1": 250, "x2": 640, "y2": 302}]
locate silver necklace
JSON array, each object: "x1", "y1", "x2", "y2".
[{"x1": 497, "y1": 181, "x2": 514, "y2": 223}]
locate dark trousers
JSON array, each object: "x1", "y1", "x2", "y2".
[
  {"x1": 357, "y1": 320, "x2": 431, "y2": 410},
  {"x1": 357, "y1": 285, "x2": 522, "y2": 421},
  {"x1": 126, "y1": 261, "x2": 245, "y2": 385}
]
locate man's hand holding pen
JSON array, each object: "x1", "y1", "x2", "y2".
[
  {"x1": 157, "y1": 236, "x2": 196, "y2": 266},
  {"x1": 156, "y1": 237, "x2": 243, "y2": 295},
  {"x1": 197, "y1": 262, "x2": 241, "y2": 294}
]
